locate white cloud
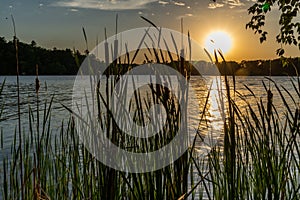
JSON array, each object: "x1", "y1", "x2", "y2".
[
  {"x1": 208, "y1": 0, "x2": 244, "y2": 9},
  {"x1": 52, "y1": 0, "x2": 158, "y2": 10},
  {"x1": 173, "y1": 1, "x2": 185, "y2": 6},
  {"x1": 223, "y1": 0, "x2": 244, "y2": 7},
  {"x1": 158, "y1": 0, "x2": 169, "y2": 5},
  {"x1": 208, "y1": 3, "x2": 224, "y2": 9}
]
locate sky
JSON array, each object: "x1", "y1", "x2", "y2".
[{"x1": 0, "y1": 0, "x2": 299, "y2": 62}]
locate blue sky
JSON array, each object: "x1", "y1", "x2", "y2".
[{"x1": 0, "y1": 0, "x2": 299, "y2": 61}]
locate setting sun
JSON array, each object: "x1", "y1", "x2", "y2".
[{"x1": 204, "y1": 31, "x2": 233, "y2": 55}]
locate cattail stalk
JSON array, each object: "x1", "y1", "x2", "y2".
[{"x1": 11, "y1": 14, "x2": 24, "y2": 200}]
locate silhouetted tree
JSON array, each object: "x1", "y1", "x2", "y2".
[
  {"x1": 0, "y1": 37, "x2": 85, "y2": 75},
  {"x1": 246, "y1": 0, "x2": 299, "y2": 56},
  {"x1": 30, "y1": 40, "x2": 37, "y2": 47}
]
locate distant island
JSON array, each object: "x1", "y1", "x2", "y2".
[{"x1": 0, "y1": 37, "x2": 299, "y2": 76}]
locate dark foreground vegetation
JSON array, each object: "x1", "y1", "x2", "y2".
[
  {"x1": 0, "y1": 36, "x2": 299, "y2": 76},
  {"x1": 1, "y1": 61, "x2": 299, "y2": 199}
]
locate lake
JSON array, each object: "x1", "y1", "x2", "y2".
[{"x1": 0, "y1": 75, "x2": 297, "y2": 157}]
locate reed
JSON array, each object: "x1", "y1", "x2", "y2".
[
  {"x1": 11, "y1": 14, "x2": 25, "y2": 200},
  {"x1": 196, "y1": 51, "x2": 300, "y2": 199}
]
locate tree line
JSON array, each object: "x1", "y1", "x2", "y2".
[
  {"x1": 216, "y1": 59, "x2": 300, "y2": 76},
  {"x1": 0, "y1": 37, "x2": 85, "y2": 75},
  {"x1": 0, "y1": 36, "x2": 298, "y2": 76}
]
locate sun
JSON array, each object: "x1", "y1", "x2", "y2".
[{"x1": 204, "y1": 31, "x2": 233, "y2": 55}]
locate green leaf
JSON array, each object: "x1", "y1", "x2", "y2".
[{"x1": 262, "y1": 2, "x2": 270, "y2": 12}]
